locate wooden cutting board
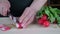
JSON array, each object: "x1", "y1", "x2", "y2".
[
  {"x1": 0, "y1": 17, "x2": 60, "y2": 34},
  {"x1": 0, "y1": 17, "x2": 16, "y2": 24}
]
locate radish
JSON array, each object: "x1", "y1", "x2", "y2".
[
  {"x1": 0, "y1": 24, "x2": 5, "y2": 28},
  {"x1": 38, "y1": 19, "x2": 44, "y2": 25},
  {"x1": 1, "y1": 26, "x2": 11, "y2": 31},
  {"x1": 16, "y1": 23, "x2": 23, "y2": 29},
  {"x1": 41, "y1": 14, "x2": 47, "y2": 20},
  {"x1": 43, "y1": 21, "x2": 50, "y2": 27}
]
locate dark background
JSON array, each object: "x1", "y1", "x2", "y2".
[
  {"x1": 48, "y1": 0, "x2": 60, "y2": 9},
  {"x1": 0, "y1": 0, "x2": 60, "y2": 17}
]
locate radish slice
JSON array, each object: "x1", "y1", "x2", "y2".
[
  {"x1": 1, "y1": 26, "x2": 11, "y2": 31},
  {"x1": 16, "y1": 23, "x2": 23, "y2": 29},
  {"x1": 0, "y1": 24, "x2": 5, "y2": 28},
  {"x1": 0, "y1": 24, "x2": 11, "y2": 31}
]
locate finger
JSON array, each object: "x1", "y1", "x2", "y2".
[
  {"x1": 7, "y1": 9, "x2": 10, "y2": 12},
  {"x1": 22, "y1": 15, "x2": 34, "y2": 28},
  {"x1": 1, "y1": 2, "x2": 10, "y2": 16},
  {"x1": 2, "y1": 7, "x2": 7, "y2": 16},
  {"x1": 16, "y1": 13, "x2": 35, "y2": 29},
  {"x1": 0, "y1": 5, "x2": 3, "y2": 15},
  {"x1": 21, "y1": 12, "x2": 33, "y2": 26},
  {"x1": 0, "y1": 11, "x2": 2, "y2": 15},
  {"x1": 19, "y1": 7, "x2": 30, "y2": 23},
  {"x1": 0, "y1": 4, "x2": 2, "y2": 15},
  {"x1": 21, "y1": 10, "x2": 36, "y2": 26}
]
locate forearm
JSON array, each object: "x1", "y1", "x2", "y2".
[{"x1": 30, "y1": 0, "x2": 47, "y2": 12}]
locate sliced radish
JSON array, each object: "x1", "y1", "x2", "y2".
[
  {"x1": 43, "y1": 21, "x2": 50, "y2": 27},
  {"x1": 16, "y1": 23, "x2": 23, "y2": 29},
  {"x1": 0, "y1": 24, "x2": 5, "y2": 28},
  {"x1": 1, "y1": 26, "x2": 11, "y2": 31}
]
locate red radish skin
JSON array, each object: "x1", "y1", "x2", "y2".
[
  {"x1": 43, "y1": 21, "x2": 50, "y2": 27},
  {"x1": 41, "y1": 14, "x2": 47, "y2": 20},
  {"x1": 1, "y1": 26, "x2": 11, "y2": 31},
  {"x1": 0, "y1": 24, "x2": 4, "y2": 28},
  {"x1": 38, "y1": 19, "x2": 44, "y2": 25},
  {"x1": 38, "y1": 14, "x2": 49, "y2": 27},
  {"x1": 16, "y1": 23, "x2": 23, "y2": 29}
]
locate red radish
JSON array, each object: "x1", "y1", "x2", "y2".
[
  {"x1": 38, "y1": 18, "x2": 44, "y2": 25},
  {"x1": 41, "y1": 14, "x2": 47, "y2": 20},
  {"x1": 38, "y1": 14, "x2": 49, "y2": 27},
  {"x1": 0, "y1": 24, "x2": 5, "y2": 28},
  {"x1": 16, "y1": 23, "x2": 23, "y2": 29},
  {"x1": 43, "y1": 21, "x2": 50, "y2": 27},
  {"x1": 1, "y1": 26, "x2": 11, "y2": 31},
  {"x1": 0, "y1": 24, "x2": 11, "y2": 31}
]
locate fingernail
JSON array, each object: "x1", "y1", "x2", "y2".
[{"x1": 3, "y1": 14, "x2": 6, "y2": 16}]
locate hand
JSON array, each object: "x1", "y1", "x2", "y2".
[
  {"x1": 18, "y1": 7, "x2": 36, "y2": 28},
  {"x1": 0, "y1": 0, "x2": 10, "y2": 16}
]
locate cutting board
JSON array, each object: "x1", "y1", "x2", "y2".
[{"x1": 0, "y1": 17, "x2": 60, "y2": 34}]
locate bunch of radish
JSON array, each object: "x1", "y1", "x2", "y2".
[
  {"x1": 38, "y1": 14, "x2": 50, "y2": 27},
  {"x1": 37, "y1": 6, "x2": 60, "y2": 27}
]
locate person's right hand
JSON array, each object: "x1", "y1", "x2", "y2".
[{"x1": 0, "y1": 0, "x2": 10, "y2": 16}]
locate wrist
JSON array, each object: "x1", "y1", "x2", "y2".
[
  {"x1": 25, "y1": 7, "x2": 37, "y2": 15},
  {"x1": 28, "y1": 7, "x2": 38, "y2": 13}
]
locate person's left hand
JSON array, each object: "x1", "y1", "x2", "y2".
[{"x1": 18, "y1": 7, "x2": 36, "y2": 28}]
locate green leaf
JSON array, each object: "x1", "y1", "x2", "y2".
[
  {"x1": 36, "y1": 10, "x2": 43, "y2": 18},
  {"x1": 36, "y1": 6, "x2": 46, "y2": 18},
  {"x1": 49, "y1": 6, "x2": 59, "y2": 18},
  {"x1": 57, "y1": 23, "x2": 60, "y2": 27},
  {"x1": 53, "y1": 8, "x2": 60, "y2": 14},
  {"x1": 49, "y1": 7, "x2": 60, "y2": 24},
  {"x1": 45, "y1": 7, "x2": 50, "y2": 16},
  {"x1": 57, "y1": 17, "x2": 60, "y2": 24},
  {"x1": 44, "y1": 6, "x2": 55, "y2": 23},
  {"x1": 37, "y1": 7, "x2": 43, "y2": 16},
  {"x1": 49, "y1": 13, "x2": 55, "y2": 23}
]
